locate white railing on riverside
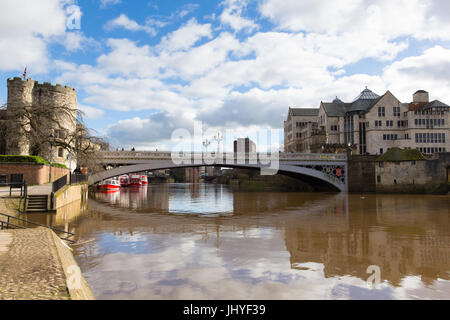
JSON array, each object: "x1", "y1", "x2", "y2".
[{"x1": 100, "y1": 151, "x2": 347, "y2": 162}]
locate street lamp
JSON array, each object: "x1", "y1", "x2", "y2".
[
  {"x1": 203, "y1": 138, "x2": 211, "y2": 154},
  {"x1": 49, "y1": 132, "x2": 54, "y2": 183},
  {"x1": 67, "y1": 152, "x2": 73, "y2": 173},
  {"x1": 214, "y1": 132, "x2": 223, "y2": 154}
]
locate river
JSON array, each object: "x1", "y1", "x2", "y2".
[{"x1": 45, "y1": 183, "x2": 450, "y2": 299}]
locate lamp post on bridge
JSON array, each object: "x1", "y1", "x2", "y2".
[
  {"x1": 214, "y1": 132, "x2": 223, "y2": 154},
  {"x1": 203, "y1": 139, "x2": 211, "y2": 154}
]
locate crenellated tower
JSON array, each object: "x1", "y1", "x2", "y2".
[{"x1": 5, "y1": 77, "x2": 77, "y2": 167}]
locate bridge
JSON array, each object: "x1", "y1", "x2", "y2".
[{"x1": 91, "y1": 151, "x2": 349, "y2": 192}]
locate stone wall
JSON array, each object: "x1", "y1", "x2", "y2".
[
  {"x1": 375, "y1": 153, "x2": 450, "y2": 194},
  {"x1": 0, "y1": 163, "x2": 69, "y2": 185},
  {"x1": 49, "y1": 230, "x2": 95, "y2": 300},
  {"x1": 54, "y1": 184, "x2": 88, "y2": 210},
  {"x1": 348, "y1": 155, "x2": 377, "y2": 193}
]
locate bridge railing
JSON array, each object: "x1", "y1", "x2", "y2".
[{"x1": 99, "y1": 151, "x2": 348, "y2": 162}]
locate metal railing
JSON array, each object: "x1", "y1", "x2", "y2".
[
  {"x1": 0, "y1": 212, "x2": 75, "y2": 243},
  {"x1": 52, "y1": 175, "x2": 68, "y2": 193},
  {"x1": 70, "y1": 174, "x2": 88, "y2": 185},
  {"x1": 18, "y1": 180, "x2": 28, "y2": 213}
]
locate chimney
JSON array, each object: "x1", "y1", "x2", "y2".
[{"x1": 413, "y1": 90, "x2": 429, "y2": 103}]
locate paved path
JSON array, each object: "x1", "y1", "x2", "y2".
[
  {"x1": 0, "y1": 198, "x2": 20, "y2": 217},
  {"x1": 0, "y1": 184, "x2": 52, "y2": 198},
  {"x1": 0, "y1": 232, "x2": 12, "y2": 254},
  {"x1": 0, "y1": 228, "x2": 70, "y2": 300}
]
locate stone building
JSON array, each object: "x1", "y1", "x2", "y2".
[
  {"x1": 0, "y1": 77, "x2": 77, "y2": 168},
  {"x1": 375, "y1": 148, "x2": 450, "y2": 193},
  {"x1": 284, "y1": 108, "x2": 322, "y2": 153},
  {"x1": 284, "y1": 88, "x2": 450, "y2": 155}
]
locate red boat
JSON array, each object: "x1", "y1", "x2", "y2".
[
  {"x1": 98, "y1": 179, "x2": 120, "y2": 191},
  {"x1": 129, "y1": 175, "x2": 143, "y2": 187},
  {"x1": 141, "y1": 175, "x2": 148, "y2": 185},
  {"x1": 119, "y1": 175, "x2": 129, "y2": 187}
]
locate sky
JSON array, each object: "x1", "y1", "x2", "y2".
[{"x1": 0, "y1": 0, "x2": 450, "y2": 151}]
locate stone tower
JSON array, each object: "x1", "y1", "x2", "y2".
[{"x1": 5, "y1": 77, "x2": 77, "y2": 167}]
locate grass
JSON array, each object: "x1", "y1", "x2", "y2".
[
  {"x1": 0, "y1": 155, "x2": 67, "y2": 168},
  {"x1": 376, "y1": 148, "x2": 426, "y2": 162}
]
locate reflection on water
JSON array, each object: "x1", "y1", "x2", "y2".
[{"x1": 64, "y1": 183, "x2": 450, "y2": 300}]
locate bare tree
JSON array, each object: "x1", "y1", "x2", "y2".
[{"x1": 4, "y1": 101, "x2": 108, "y2": 171}]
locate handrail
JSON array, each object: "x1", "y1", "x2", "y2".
[
  {"x1": 0, "y1": 212, "x2": 75, "y2": 242},
  {"x1": 0, "y1": 220, "x2": 27, "y2": 230}
]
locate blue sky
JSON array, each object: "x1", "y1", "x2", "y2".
[{"x1": 1, "y1": 0, "x2": 450, "y2": 151}]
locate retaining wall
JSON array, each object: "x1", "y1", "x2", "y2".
[{"x1": 0, "y1": 163, "x2": 69, "y2": 185}]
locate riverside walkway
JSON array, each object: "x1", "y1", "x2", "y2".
[
  {"x1": 0, "y1": 228, "x2": 70, "y2": 300},
  {"x1": 0, "y1": 227, "x2": 94, "y2": 300},
  {"x1": 0, "y1": 183, "x2": 94, "y2": 300}
]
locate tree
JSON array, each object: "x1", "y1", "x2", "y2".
[
  {"x1": 71, "y1": 121, "x2": 109, "y2": 173},
  {"x1": 2, "y1": 101, "x2": 108, "y2": 172}
]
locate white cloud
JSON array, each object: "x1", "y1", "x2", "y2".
[
  {"x1": 59, "y1": 31, "x2": 100, "y2": 52},
  {"x1": 220, "y1": 0, "x2": 258, "y2": 32},
  {"x1": 106, "y1": 112, "x2": 195, "y2": 149},
  {"x1": 104, "y1": 14, "x2": 157, "y2": 36},
  {"x1": 158, "y1": 18, "x2": 212, "y2": 52},
  {"x1": 259, "y1": 0, "x2": 450, "y2": 41},
  {"x1": 78, "y1": 104, "x2": 105, "y2": 119},
  {"x1": 100, "y1": 0, "x2": 121, "y2": 8},
  {"x1": 0, "y1": 0, "x2": 68, "y2": 71},
  {"x1": 383, "y1": 46, "x2": 450, "y2": 103}
]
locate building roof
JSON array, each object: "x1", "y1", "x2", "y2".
[
  {"x1": 322, "y1": 87, "x2": 383, "y2": 117},
  {"x1": 421, "y1": 100, "x2": 449, "y2": 110},
  {"x1": 376, "y1": 148, "x2": 426, "y2": 162},
  {"x1": 290, "y1": 108, "x2": 319, "y2": 117},
  {"x1": 352, "y1": 87, "x2": 381, "y2": 102}
]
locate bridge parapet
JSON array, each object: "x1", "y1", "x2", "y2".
[{"x1": 100, "y1": 151, "x2": 347, "y2": 163}]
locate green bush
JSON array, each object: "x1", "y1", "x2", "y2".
[
  {"x1": 51, "y1": 163, "x2": 68, "y2": 169},
  {"x1": 0, "y1": 155, "x2": 49, "y2": 164},
  {"x1": 0, "y1": 155, "x2": 67, "y2": 168}
]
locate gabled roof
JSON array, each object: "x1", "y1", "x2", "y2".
[
  {"x1": 322, "y1": 88, "x2": 385, "y2": 117},
  {"x1": 420, "y1": 100, "x2": 449, "y2": 110},
  {"x1": 289, "y1": 108, "x2": 319, "y2": 117}
]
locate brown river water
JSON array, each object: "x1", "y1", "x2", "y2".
[{"x1": 29, "y1": 183, "x2": 450, "y2": 299}]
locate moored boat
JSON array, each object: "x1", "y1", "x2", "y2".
[
  {"x1": 141, "y1": 175, "x2": 148, "y2": 185},
  {"x1": 119, "y1": 175, "x2": 130, "y2": 187},
  {"x1": 98, "y1": 179, "x2": 120, "y2": 191},
  {"x1": 129, "y1": 175, "x2": 143, "y2": 187}
]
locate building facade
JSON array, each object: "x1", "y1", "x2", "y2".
[
  {"x1": 0, "y1": 77, "x2": 77, "y2": 168},
  {"x1": 233, "y1": 138, "x2": 257, "y2": 154},
  {"x1": 284, "y1": 88, "x2": 450, "y2": 155}
]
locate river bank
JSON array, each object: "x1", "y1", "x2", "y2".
[
  {"x1": 0, "y1": 185, "x2": 94, "y2": 300},
  {"x1": 0, "y1": 228, "x2": 94, "y2": 300}
]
